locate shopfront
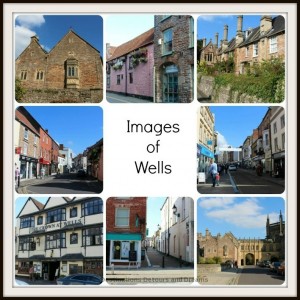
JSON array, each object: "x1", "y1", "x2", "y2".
[
  {"x1": 106, "y1": 233, "x2": 142, "y2": 267},
  {"x1": 39, "y1": 158, "x2": 51, "y2": 176},
  {"x1": 19, "y1": 155, "x2": 38, "y2": 180},
  {"x1": 197, "y1": 144, "x2": 214, "y2": 181},
  {"x1": 273, "y1": 151, "x2": 285, "y2": 178}
]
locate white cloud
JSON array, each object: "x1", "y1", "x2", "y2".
[
  {"x1": 198, "y1": 15, "x2": 233, "y2": 22},
  {"x1": 202, "y1": 197, "x2": 279, "y2": 229},
  {"x1": 216, "y1": 132, "x2": 229, "y2": 147},
  {"x1": 16, "y1": 15, "x2": 45, "y2": 28},
  {"x1": 15, "y1": 25, "x2": 36, "y2": 58}
]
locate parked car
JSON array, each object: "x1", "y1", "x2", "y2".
[
  {"x1": 270, "y1": 261, "x2": 281, "y2": 272},
  {"x1": 77, "y1": 169, "x2": 86, "y2": 177},
  {"x1": 277, "y1": 261, "x2": 285, "y2": 276},
  {"x1": 56, "y1": 274, "x2": 102, "y2": 285},
  {"x1": 228, "y1": 165, "x2": 237, "y2": 171},
  {"x1": 257, "y1": 260, "x2": 270, "y2": 267}
]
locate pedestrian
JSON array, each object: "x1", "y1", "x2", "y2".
[
  {"x1": 29, "y1": 265, "x2": 34, "y2": 281},
  {"x1": 15, "y1": 164, "x2": 20, "y2": 188},
  {"x1": 234, "y1": 261, "x2": 238, "y2": 269},
  {"x1": 41, "y1": 167, "x2": 45, "y2": 179},
  {"x1": 216, "y1": 172, "x2": 220, "y2": 186},
  {"x1": 225, "y1": 164, "x2": 228, "y2": 174},
  {"x1": 208, "y1": 159, "x2": 218, "y2": 187}
]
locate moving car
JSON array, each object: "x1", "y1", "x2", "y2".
[
  {"x1": 228, "y1": 165, "x2": 237, "y2": 171},
  {"x1": 277, "y1": 261, "x2": 285, "y2": 276},
  {"x1": 270, "y1": 261, "x2": 281, "y2": 272},
  {"x1": 56, "y1": 274, "x2": 102, "y2": 285}
]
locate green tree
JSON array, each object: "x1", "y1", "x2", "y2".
[{"x1": 15, "y1": 79, "x2": 26, "y2": 102}]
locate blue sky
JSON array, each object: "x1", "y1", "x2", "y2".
[
  {"x1": 197, "y1": 197, "x2": 285, "y2": 240},
  {"x1": 209, "y1": 106, "x2": 269, "y2": 148},
  {"x1": 106, "y1": 14, "x2": 154, "y2": 46},
  {"x1": 15, "y1": 15, "x2": 103, "y2": 58},
  {"x1": 147, "y1": 197, "x2": 166, "y2": 237},
  {"x1": 197, "y1": 14, "x2": 279, "y2": 43},
  {"x1": 19, "y1": 106, "x2": 103, "y2": 155}
]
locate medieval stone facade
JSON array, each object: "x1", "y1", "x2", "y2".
[
  {"x1": 15, "y1": 30, "x2": 103, "y2": 103},
  {"x1": 198, "y1": 211, "x2": 285, "y2": 266},
  {"x1": 154, "y1": 15, "x2": 194, "y2": 103}
]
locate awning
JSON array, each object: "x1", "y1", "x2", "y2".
[
  {"x1": 39, "y1": 158, "x2": 50, "y2": 165},
  {"x1": 197, "y1": 144, "x2": 214, "y2": 159},
  {"x1": 106, "y1": 233, "x2": 142, "y2": 241}
]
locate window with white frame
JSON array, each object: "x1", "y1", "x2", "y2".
[
  {"x1": 253, "y1": 43, "x2": 258, "y2": 57},
  {"x1": 163, "y1": 28, "x2": 173, "y2": 55},
  {"x1": 23, "y1": 142, "x2": 28, "y2": 155},
  {"x1": 20, "y1": 216, "x2": 35, "y2": 228},
  {"x1": 24, "y1": 128, "x2": 29, "y2": 140},
  {"x1": 274, "y1": 137, "x2": 279, "y2": 151},
  {"x1": 280, "y1": 115, "x2": 285, "y2": 129},
  {"x1": 273, "y1": 122, "x2": 277, "y2": 134},
  {"x1": 245, "y1": 46, "x2": 249, "y2": 57},
  {"x1": 115, "y1": 208, "x2": 130, "y2": 227},
  {"x1": 269, "y1": 36, "x2": 278, "y2": 53},
  {"x1": 46, "y1": 232, "x2": 66, "y2": 249},
  {"x1": 34, "y1": 135, "x2": 37, "y2": 144},
  {"x1": 46, "y1": 208, "x2": 66, "y2": 224},
  {"x1": 82, "y1": 198, "x2": 103, "y2": 216}
]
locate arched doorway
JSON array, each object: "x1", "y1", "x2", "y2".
[{"x1": 245, "y1": 253, "x2": 255, "y2": 265}]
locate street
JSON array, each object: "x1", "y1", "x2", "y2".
[
  {"x1": 106, "y1": 92, "x2": 153, "y2": 103},
  {"x1": 17, "y1": 172, "x2": 103, "y2": 194},
  {"x1": 197, "y1": 168, "x2": 284, "y2": 194},
  {"x1": 237, "y1": 265, "x2": 285, "y2": 285}
]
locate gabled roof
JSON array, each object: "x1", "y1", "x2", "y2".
[
  {"x1": 107, "y1": 27, "x2": 154, "y2": 62},
  {"x1": 223, "y1": 37, "x2": 236, "y2": 54},
  {"x1": 16, "y1": 197, "x2": 45, "y2": 218},
  {"x1": 15, "y1": 107, "x2": 41, "y2": 135},
  {"x1": 48, "y1": 29, "x2": 100, "y2": 55},
  {"x1": 16, "y1": 36, "x2": 48, "y2": 60},
  {"x1": 239, "y1": 15, "x2": 285, "y2": 47}
]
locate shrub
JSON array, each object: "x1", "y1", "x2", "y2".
[{"x1": 15, "y1": 79, "x2": 26, "y2": 102}]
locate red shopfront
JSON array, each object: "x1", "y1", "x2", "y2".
[{"x1": 39, "y1": 158, "x2": 51, "y2": 176}]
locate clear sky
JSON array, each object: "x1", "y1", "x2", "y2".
[
  {"x1": 197, "y1": 197, "x2": 285, "y2": 240},
  {"x1": 15, "y1": 14, "x2": 103, "y2": 58},
  {"x1": 20, "y1": 106, "x2": 103, "y2": 156},
  {"x1": 209, "y1": 106, "x2": 269, "y2": 148},
  {"x1": 197, "y1": 14, "x2": 278, "y2": 43},
  {"x1": 106, "y1": 14, "x2": 154, "y2": 47},
  {"x1": 146, "y1": 197, "x2": 166, "y2": 237}
]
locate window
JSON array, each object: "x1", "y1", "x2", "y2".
[
  {"x1": 163, "y1": 28, "x2": 173, "y2": 55},
  {"x1": 241, "y1": 245, "x2": 244, "y2": 250},
  {"x1": 46, "y1": 232, "x2": 66, "y2": 249},
  {"x1": 245, "y1": 46, "x2": 249, "y2": 57},
  {"x1": 107, "y1": 76, "x2": 110, "y2": 88},
  {"x1": 189, "y1": 17, "x2": 194, "y2": 47},
  {"x1": 82, "y1": 198, "x2": 103, "y2": 216},
  {"x1": 223, "y1": 245, "x2": 228, "y2": 256},
  {"x1": 256, "y1": 245, "x2": 259, "y2": 250},
  {"x1": 282, "y1": 133, "x2": 285, "y2": 150},
  {"x1": 253, "y1": 43, "x2": 258, "y2": 57},
  {"x1": 36, "y1": 71, "x2": 44, "y2": 80},
  {"x1": 113, "y1": 241, "x2": 135, "y2": 259},
  {"x1": 205, "y1": 53, "x2": 213, "y2": 62},
  {"x1": 273, "y1": 122, "x2": 277, "y2": 134},
  {"x1": 115, "y1": 208, "x2": 130, "y2": 227},
  {"x1": 70, "y1": 207, "x2": 78, "y2": 218},
  {"x1": 34, "y1": 135, "x2": 37, "y2": 144},
  {"x1": 129, "y1": 73, "x2": 133, "y2": 84},
  {"x1": 161, "y1": 15, "x2": 171, "y2": 21},
  {"x1": 46, "y1": 208, "x2": 66, "y2": 224},
  {"x1": 280, "y1": 115, "x2": 285, "y2": 128},
  {"x1": 274, "y1": 137, "x2": 279, "y2": 151},
  {"x1": 24, "y1": 128, "x2": 29, "y2": 140},
  {"x1": 23, "y1": 143, "x2": 28, "y2": 155},
  {"x1": 163, "y1": 65, "x2": 178, "y2": 102},
  {"x1": 33, "y1": 147, "x2": 36, "y2": 158},
  {"x1": 20, "y1": 70, "x2": 27, "y2": 80},
  {"x1": 69, "y1": 264, "x2": 82, "y2": 275},
  {"x1": 70, "y1": 233, "x2": 78, "y2": 244},
  {"x1": 18, "y1": 237, "x2": 35, "y2": 251},
  {"x1": 20, "y1": 216, "x2": 35, "y2": 228},
  {"x1": 117, "y1": 75, "x2": 121, "y2": 85},
  {"x1": 269, "y1": 36, "x2": 278, "y2": 53},
  {"x1": 82, "y1": 227, "x2": 103, "y2": 246},
  {"x1": 37, "y1": 216, "x2": 43, "y2": 225}
]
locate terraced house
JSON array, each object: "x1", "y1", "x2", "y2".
[
  {"x1": 15, "y1": 29, "x2": 103, "y2": 103},
  {"x1": 15, "y1": 197, "x2": 103, "y2": 281}
]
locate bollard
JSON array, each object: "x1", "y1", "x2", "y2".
[{"x1": 162, "y1": 256, "x2": 165, "y2": 268}]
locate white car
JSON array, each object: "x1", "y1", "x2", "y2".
[{"x1": 228, "y1": 165, "x2": 237, "y2": 171}]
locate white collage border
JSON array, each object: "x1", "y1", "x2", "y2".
[{"x1": 3, "y1": 3, "x2": 297, "y2": 297}]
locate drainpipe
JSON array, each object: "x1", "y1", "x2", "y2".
[
  {"x1": 153, "y1": 66, "x2": 156, "y2": 103},
  {"x1": 125, "y1": 56, "x2": 128, "y2": 96}
]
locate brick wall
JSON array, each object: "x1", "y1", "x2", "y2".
[
  {"x1": 106, "y1": 197, "x2": 147, "y2": 235},
  {"x1": 18, "y1": 124, "x2": 39, "y2": 158}
]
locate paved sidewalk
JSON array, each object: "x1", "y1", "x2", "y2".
[
  {"x1": 16, "y1": 175, "x2": 56, "y2": 193},
  {"x1": 197, "y1": 268, "x2": 242, "y2": 285}
]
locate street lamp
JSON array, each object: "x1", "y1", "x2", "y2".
[{"x1": 172, "y1": 204, "x2": 180, "y2": 217}]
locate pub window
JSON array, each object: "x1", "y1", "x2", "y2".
[
  {"x1": 82, "y1": 227, "x2": 103, "y2": 246},
  {"x1": 20, "y1": 216, "x2": 35, "y2": 229},
  {"x1": 81, "y1": 198, "x2": 103, "y2": 216},
  {"x1": 46, "y1": 208, "x2": 66, "y2": 224},
  {"x1": 45, "y1": 232, "x2": 66, "y2": 249}
]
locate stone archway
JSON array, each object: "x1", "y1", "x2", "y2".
[{"x1": 245, "y1": 253, "x2": 255, "y2": 265}]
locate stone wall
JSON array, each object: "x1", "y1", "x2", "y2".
[{"x1": 18, "y1": 88, "x2": 103, "y2": 103}]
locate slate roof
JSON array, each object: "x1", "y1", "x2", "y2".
[
  {"x1": 239, "y1": 15, "x2": 285, "y2": 47},
  {"x1": 223, "y1": 37, "x2": 236, "y2": 54},
  {"x1": 15, "y1": 108, "x2": 40, "y2": 135},
  {"x1": 107, "y1": 27, "x2": 154, "y2": 62}
]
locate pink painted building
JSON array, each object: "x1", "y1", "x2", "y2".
[{"x1": 106, "y1": 28, "x2": 154, "y2": 101}]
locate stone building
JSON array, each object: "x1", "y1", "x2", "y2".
[
  {"x1": 197, "y1": 211, "x2": 285, "y2": 266},
  {"x1": 15, "y1": 30, "x2": 103, "y2": 103},
  {"x1": 154, "y1": 15, "x2": 194, "y2": 103},
  {"x1": 106, "y1": 197, "x2": 147, "y2": 268},
  {"x1": 15, "y1": 197, "x2": 104, "y2": 280}
]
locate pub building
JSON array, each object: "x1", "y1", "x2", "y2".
[{"x1": 15, "y1": 197, "x2": 103, "y2": 281}]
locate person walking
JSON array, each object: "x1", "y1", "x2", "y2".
[
  {"x1": 41, "y1": 167, "x2": 45, "y2": 179},
  {"x1": 29, "y1": 265, "x2": 34, "y2": 281},
  {"x1": 209, "y1": 159, "x2": 218, "y2": 187},
  {"x1": 15, "y1": 164, "x2": 20, "y2": 189}
]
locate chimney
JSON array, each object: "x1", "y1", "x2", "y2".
[
  {"x1": 214, "y1": 32, "x2": 219, "y2": 48},
  {"x1": 202, "y1": 38, "x2": 206, "y2": 47},
  {"x1": 260, "y1": 15, "x2": 272, "y2": 34},
  {"x1": 205, "y1": 228, "x2": 210, "y2": 237},
  {"x1": 236, "y1": 15, "x2": 244, "y2": 45},
  {"x1": 223, "y1": 25, "x2": 228, "y2": 42}
]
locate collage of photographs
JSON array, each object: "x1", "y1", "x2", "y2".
[{"x1": 13, "y1": 12, "x2": 286, "y2": 290}]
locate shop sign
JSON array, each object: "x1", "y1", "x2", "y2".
[
  {"x1": 31, "y1": 218, "x2": 82, "y2": 233},
  {"x1": 15, "y1": 147, "x2": 21, "y2": 154},
  {"x1": 20, "y1": 155, "x2": 38, "y2": 163}
]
